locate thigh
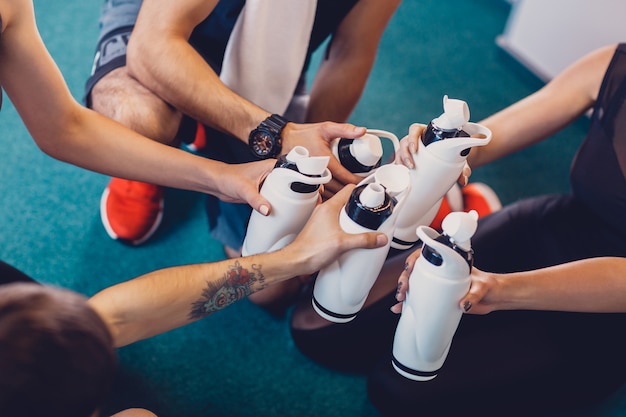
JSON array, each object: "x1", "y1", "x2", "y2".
[
  {"x1": 471, "y1": 194, "x2": 624, "y2": 272},
  {"x1": 368, "y1": 309, "x2": 626, "y2": 417}
]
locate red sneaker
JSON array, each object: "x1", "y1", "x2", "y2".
[
  {"x1": 462, "y1": 182, "x2": 502, "y2": 218},
  {"x1": 185, "y1": 121, "x2": 206, "y2": 153},
  {"x1": 100, "y1": 178, "x2": 164, "y2": 245},
  {"x1": 428, "y1": 182, "x2": 501, "y2": 231},
  {"x1": 428, "y1": 183, "x2": 464, "y2": 231}
]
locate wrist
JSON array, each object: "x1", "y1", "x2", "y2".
[
  {"x1": 492, "y1": 273, "x2": 527, "y2": 311},
  {"x1": 248, "y1": 114, "x2": 289, "y2": 159}
]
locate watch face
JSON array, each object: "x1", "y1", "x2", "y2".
[{"x1": 251, "y1": 129, "x2": 275, "y2": 157}]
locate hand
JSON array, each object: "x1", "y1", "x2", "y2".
[
  {"x1": 212, "y1": 159, "x2": 275, "y2": 215},
  {"x1": 395, "y1": 123, "x2": 471, "y2": 187},
  {"x1": 284, "y1": 184, "x2": 388, "y2": 275},
  {"x1": 458, "y1": 268, "x2": 501, "y2": 315},
  {"x1": 390, "y1": 247, "x2": 422, "y2": 314},
  {"x1": 281, "y1": 121, "x2": 366, "y2": 199}
]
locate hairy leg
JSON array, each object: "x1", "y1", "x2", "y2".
[{"x1": 90, "y1": 67, "x2": 182, "y2": 144}]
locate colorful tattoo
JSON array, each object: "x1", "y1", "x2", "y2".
[{"x1": 188, "y1": 261, "x2": 265, "y2": 319}]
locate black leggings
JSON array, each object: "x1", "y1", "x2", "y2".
[
  {"x1": 290, "y1": 194, "x2": 626, "y2": 416},
  {"x1": 0, "y1": 261, "x2": 38, "y2": 285}
]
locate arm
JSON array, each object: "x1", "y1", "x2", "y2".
[
  {"x1": 466, "y1": 44, "x2": 616, "y2": 168},
  {"x1": 306, "y1": 0, "x2": 401, "y2": 124},
  {"x1": 0, "y1": 0, "x2": 273, "y2": 214},
  {"x1": 129, "y1": 0, "x2": 367, "y2": 156},
  {"x1": 460, "y1": 257, "x2": 626, "y2": 314},
  {"x1": 394, "y1": 44, "x2": 616, "y2": 171},
  {"x1": 307, "y1": 0, "x2": 401, "y2": 196},
  {"x1": 88, "y1": 185, "x2": 387, "y2": 347}
]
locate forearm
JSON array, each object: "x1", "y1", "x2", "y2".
[
  {"x1": 127, "y1": 36, "x2": 267, "y2": 143},
  {"x1": 89, "y1": 248, "x2": 306, "y2": 347},
  {"x1": 467, "y1": 45, "x2": 612, "y2": 168},
  {"x1": 306, "y1": 54, "x2": 370, "y2": 123},
  {"x1": 40, "y1": 105, "x2": 226, "y2": 195},
  {"x1": 490, "y1": 257, "x2": 626, "y2": 313},
  {"x1": 306, "y1": 0, "x2": 399, "y2": 123}
]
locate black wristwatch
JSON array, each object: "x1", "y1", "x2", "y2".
[{"x1": 248, "y1": 114, "x2": 289, "y2": 159}]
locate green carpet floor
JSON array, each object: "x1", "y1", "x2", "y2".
[{"x1": 1, "y1": 0, "x2": 624, "y2": 416}]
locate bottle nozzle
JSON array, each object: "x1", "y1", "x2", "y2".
[
  {"x1": 359, "y1": 183, "x2": 386, "y2": 208},
  {"x1": 441, "y1": 209, "x2": 478, "y2": 250},
  {"x1": 433, "y1": 95, "x2": 470, "y2": 130},
  {"x1": 286, "y1": 146, "x2": 330, "y2": 176},
  {"x1": 351, "y1": 133, "x2": 383, "y2": 167}
]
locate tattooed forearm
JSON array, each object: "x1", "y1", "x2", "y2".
[{"x1": 188, "y1": 261, "x2": 266, "y2": 319}]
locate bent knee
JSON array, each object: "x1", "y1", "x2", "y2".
[{"x1": 90, "y1": 67, "x2": 181, "y2": 143}]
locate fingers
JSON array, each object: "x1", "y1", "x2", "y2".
[
  {"x1": 390, "y1": 301, "x2": 403, "y2": 314},
  {"x1": 250, "y1": 195, "x2": 271, "y2": 216},
  {"x1": 320, "y1": 121, "x2": 367, "y2": 141},
  {"x1": 458, "y1": 162, "x2": 472, "y2": 187},
  {"x1": 407, "y1": 123, "x2": 426, "y2": 151},
  {"x1": 245, "y1": 160, "x2": 274, "y2": 215},
  {"x1": 392, "y1": 247, "x2": 422, "y2": 311},
  {"x1": 397, "y1": 134, "x2": 416, "y2": 169},
  {"x1": 458, "y1": 278, "x2": 489, "y2": 315},
  {"x1": 396, "y1": 123, "x2": 426, "y2": 170}
]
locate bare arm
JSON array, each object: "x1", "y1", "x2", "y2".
[
  {"x1": 88, "y1": 185, "x2": 387, "y2": 347},
  {"x1": 466, "y1": 44, "x2": 616, "y2": 168},
  {"x1": 0, "y1": 0, "x2": 275, "y2": 214},
  {"x1": 460, "y1": 257, "x2": 626, "y2": 314},
  {"x1": 128, "y1": 0, "x2": 367, "y2": 185},
  {"x1": 306, "y1": 0, "x2": 401, "y2": 123},
  {"x1": 307, "y1": 0, "x2": 401, "y2": 196},
  {"x1": 394, "y1": 45, "x2": 616, "y2": 182}
]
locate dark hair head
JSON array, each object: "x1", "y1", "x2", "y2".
[{"x1": 0, "y1": 283, "x2": 116, "y2": 417}]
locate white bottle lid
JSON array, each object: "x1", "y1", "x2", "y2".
[
  {"x1": 433, "y1": 95, "x2": 470, "y2": 130},
  {"x1": 287, "y1": 146, "x2": 330, "y2": 176},
  {"x1": 441, "y1": 209, "x2": 479, "y2": 250},
  {"x1": 351, "y1": 133, "x2": 383, "y2": 167},
  {"x1": 359, "y1": 183, "x2": 386, "y2": 208}
]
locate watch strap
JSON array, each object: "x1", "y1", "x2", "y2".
[{"x1": 262, "y1": 114, "x2": 288, "y2": 136}]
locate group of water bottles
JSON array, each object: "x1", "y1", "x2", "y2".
[{"x1": 242, "y1": 95, "x2": 492, "y2": 381}]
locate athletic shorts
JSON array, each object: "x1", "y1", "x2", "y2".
[{"x1": 84, "y1": 0, "x2": 141, "y2": 106}]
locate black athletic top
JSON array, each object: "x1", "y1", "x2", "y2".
[{"x1": 571, "y1": 43, "x2": 626, "y2": 236}]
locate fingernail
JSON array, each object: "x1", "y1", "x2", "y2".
[
  {"x1": 409, "y1": 142, "x2": 417, "y2": 153},
  {"x1": 396, "y1": 282, "x2": 402, "y2": 295},
  {"x1": 376, "y1": 234, "x2": 388, "y2": 246},
  {"x1": 463, "y1": 300, "x2": 472, "y2": 312},
  {"x1": 260, "y1": 205, "x2": 269, "y2": 216},
  {"x1": 403, "y1": 262, "x2": 409, "y2": 271}
]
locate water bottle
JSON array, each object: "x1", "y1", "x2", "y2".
[
  {"x1": 241, "y1": 146, "x2": 331, "y2": 256},
  {"x1": 391, "y1": 210, "x2": 478, "y2": 381},
  {"x1": 331, "y1": 129, "x2": 401, "y2": 177},
  {"x1": 391, "y1": 95, "x2": 491, "y2": 250},
  {"x1": 312, "y1": 163, "x2": 411, "y2": 323}
]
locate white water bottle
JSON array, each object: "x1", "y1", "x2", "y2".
[
  {"x1": 391, "y1": 210, "x2": 478, "y2": 381},
  {"x1": 331, "y1": 129, "x2": 401, "y2": 177},
  {"x1": 312, "y1": 164, "x2": 411, "y2": 323},
  {"x1": 391, "y1": 95, "x2": 491, "y2": 250},
  {"x1": 241, "y1": 146, "x2": 331, "y2": 256}
]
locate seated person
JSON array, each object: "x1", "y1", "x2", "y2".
[
  {"x1": 291, "y1": 43, "x2": 626, "y2": 416},
  {"x1": 0, "y1": 185, "x2": 387, "y2": 417}
]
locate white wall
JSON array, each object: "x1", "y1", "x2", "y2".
[{"x1": 497, "y1": 0, "x2": 626, "y2": 80}]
